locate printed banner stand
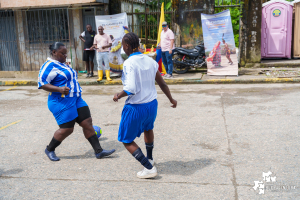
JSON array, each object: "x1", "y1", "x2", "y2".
[
  {"x1": 95, "y1": 13, "x2": 128, "y2": 72},
  {"x1": 201, "y1": 10, "x2": 238, "y2": 76}
]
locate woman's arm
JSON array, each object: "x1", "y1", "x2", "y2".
[
  {"x1": 113, "y1": 90, "x2": 128, "y2": 102},
  {"x1": 155, "y1": 70, "x2": 177, "y2": 108},
  {"x1": 41, "y1": 84, "x2": 70, "y2": 95}
]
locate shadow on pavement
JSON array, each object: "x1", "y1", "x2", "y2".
[
  {"x1": 59, "y1": 139, "x2": 124, "y2": 160},
  {"x1": 99, "y1": 137, "x2": 108, "y2": 141},
  {"x1": 59, "y1": 149, "x2": 96, "y2": 159},
  {"x1": 156, "y1": 158, "x2": 215, "y2": 176},
  {"x1": 0, "y1": 168, "x2": 23, "y2": 176}
]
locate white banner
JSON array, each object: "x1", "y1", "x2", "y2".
[
  {"x1": 95, "y1": 13, "x2": 128, "y2": 72},
  {"x1": 201, "y1": 10, "x2": 238, "y2": 76}
]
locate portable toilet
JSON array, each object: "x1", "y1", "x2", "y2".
[
  {"x1": 293, "y1": 0, "x2": 300, "y2": 58},
  {"x1": 261, "y1": 0, "x2": 293, "y2": 59}
]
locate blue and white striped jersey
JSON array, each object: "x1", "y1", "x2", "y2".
[{"x1": 38, "y1": 58, "x2": 82, "y2": 97}]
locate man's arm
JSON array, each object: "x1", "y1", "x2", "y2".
[
  {"x1": 90, "y1": 44, "x2": 97, "y2": 50},
  {"x1": 90, "y1": 36, "x2": 97, "y2": 50},
  {"x1": 79, "y1": 35, "x2": 85, "y2": 43},
  {"x1": 169, "y1": 39, "x2": 174, "y2": 54},
  {"x1": 79, "y1": 32, "x2": 86, "y2": 43},
  {"x1": 102, "y1": 43, "x2": 112, "y2": 49}
]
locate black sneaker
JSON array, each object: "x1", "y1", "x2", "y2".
[
  {"x1": 86, "y1": 73, "x2": 90, "y2": 78},
  {"x1": 90, "y1": 72, "x2": 94, "y2": 77}
]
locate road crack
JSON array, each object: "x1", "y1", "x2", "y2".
[{"x1": 221, "y1": 93, "x2": 238, "y2": 200}]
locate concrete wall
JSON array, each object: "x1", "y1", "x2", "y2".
[
  {"x1": 13, "y1": 9, "x2": 85, "y2": 71},
  {"x1": 121, "y1": 2, "x2": 145, "y2": 36},
  {"x1": 0, "y1": 0, "x2": 97, "y2": 9},
  {"x1": 72, "y1": 8, "x2": 84, "y2": 71},
  {"x1": 174, "y1": 0, "x2": 214, "y2": 47}
]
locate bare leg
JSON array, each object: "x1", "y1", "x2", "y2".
[
  {"x1": 80, "y1": 117, "x2": 115, "y2": 157},
  {"x1": 90, "y1": 61, "x2": 94, "y2": 76},
  {"x1": 226, "y1": 55, "x2": 233, "y2": 63},
  {"x1": 53, "y1": 127, "x2": 74, "y2": 142},
  {"x1": 144, "y1": 130, "x2": 154, "y2": 143},
  {"x1": 79, "y1": 117, "x2": 94, "y2": 139},
  {"x1": 124, "y1": 141, "x2": 155, "y2": 176},
  {"x1": 45, "y1": 127, "x2": 74, "y2": 161},
  {"x1": 123, "y1": 141, "x2": 139, "y2": 154},
  {"x1": 85, "y1": 61, "x2": 90, "y2": 74}
]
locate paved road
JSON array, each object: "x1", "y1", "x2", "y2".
[{"x1": 0, "y1": 84, "x2": 299, "y2": 199}]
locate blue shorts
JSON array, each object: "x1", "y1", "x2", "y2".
[
  {"x1": 48, "y1": 93, "x2": 88, "y2": 125},
  {"x1": 118, "y1": 99, "x2": 158, "y2": 143}
]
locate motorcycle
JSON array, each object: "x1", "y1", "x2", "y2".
[{"x1": 172, "y1": 43, "x2": 206, "y2": 74}]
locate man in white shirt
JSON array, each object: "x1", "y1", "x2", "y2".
[{"x1": 159, "y1": 21, "x2": 175, "y2": 78}]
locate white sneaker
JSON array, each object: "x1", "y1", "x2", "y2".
[
  {"x1": 137, "y1": 166, "x2": 157, "y2": 179},
  {"x1": 163, "y1": 74, "x2": 170, "y2": 79},
  {"x1": 149, "y1": 159, "x2": 155, "y2": 166}
]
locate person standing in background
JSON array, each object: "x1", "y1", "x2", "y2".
[
  {"x1": 79, "y1": 24, "x2": 96, "y2": 78},
  {"x1": 158, "y1": 21, "x2": 175, "y2": 79},
  {"x1": 91, "y1": 26, "x2": 112, "y2": 81}
]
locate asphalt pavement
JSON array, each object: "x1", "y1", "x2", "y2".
[{"x1": 0, "y1": 84, "x2": 299, "y2": 199}]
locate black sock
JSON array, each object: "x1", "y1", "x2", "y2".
[
  {"x1": 47, "y1": 137, "x2": 61, "y2": 152},
  {"x1": 145, "y1": 142, "x2": 154, "y2": 160},
  {"x1": 132, "y1": 148, "x2": 153, "y2": 170},
  {"x1": 88, "y1": 135, "x2": 103, "y2": 154}
]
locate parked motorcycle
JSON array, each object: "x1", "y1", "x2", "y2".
[{"x1": 172, "y1": 43, "x2": 206, "y2": 74}]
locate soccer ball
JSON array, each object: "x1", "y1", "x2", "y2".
[{"x1": 93, "y1": 125, "x2": 102, "y2": 138}]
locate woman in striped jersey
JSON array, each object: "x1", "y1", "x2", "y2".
[{"x1": 38, "y1": 42, "x2": 115, "y2": 161}]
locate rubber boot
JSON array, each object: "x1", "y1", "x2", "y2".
[
  {"x1": 105, "y1": 70, "x2": 112, "y2": 81},
  {"x1": 97, "y1": 70, "x2": 103, "y2": 81}
]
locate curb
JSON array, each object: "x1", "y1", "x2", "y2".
[
  {"x1": 0, "y1": 80, "x2": 37, "y2": 86},
  {"x1": 1, "y1": 78, "x2": 300, "y2": 86}
]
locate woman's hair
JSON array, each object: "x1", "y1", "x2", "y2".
[
  {"x1": 123, "y1": 32, "x2": 139, "y2": 51},
  {"x1": 49, "y1": 42, "x2": 65, "y2": 55}
]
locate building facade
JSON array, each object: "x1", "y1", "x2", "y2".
[{"x1": 0, "y1": 0, "x2": 109, "y2": 71}]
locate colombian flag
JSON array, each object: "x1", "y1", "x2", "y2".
[{"x1": 156, "y1": 3, "x2": 167, "y2": 75}]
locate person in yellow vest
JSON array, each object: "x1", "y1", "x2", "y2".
[{"x1": 91, "y1": 26, "x2": 112, "y2": 81}]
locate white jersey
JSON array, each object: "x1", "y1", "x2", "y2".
[{"x1": 122, "y1": 52, "x2": 159, "y2": 104}]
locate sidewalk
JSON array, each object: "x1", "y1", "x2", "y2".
[{"x1": 1, "y1": 68, "x2": 300, "y2": 86}]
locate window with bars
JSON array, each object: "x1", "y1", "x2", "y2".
[{"x1": 26, "y1": 9, "x2": 69, "y2": 43}]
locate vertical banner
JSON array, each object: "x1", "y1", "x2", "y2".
[
  {"x1": 201, "y1": 10, "x2": 238, "y2": 76},
  {"x1": 95, "y1": 13, "x2": 128, "y2": 72}
]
